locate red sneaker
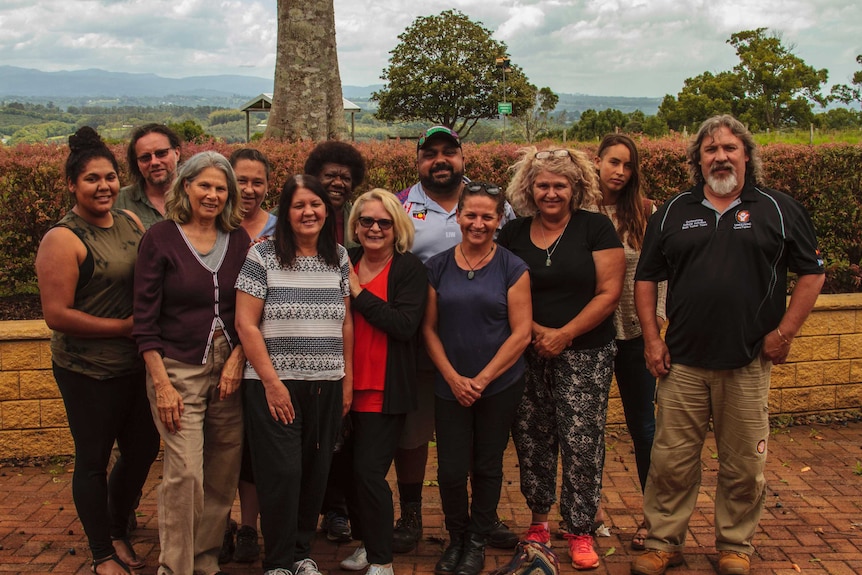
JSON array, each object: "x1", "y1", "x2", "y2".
[
  {"x1": 565, "y1": 534, "x2": 599, "y2": 570},
  {"x1": 523, "y1": 523, "x2": 551, "y2": 544}
]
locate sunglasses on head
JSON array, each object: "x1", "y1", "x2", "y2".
[
  {"x1": 136, "y1": 148, "x2": 172, "y2": 164},
  {"x1": 465, "y1": 182, "x2": 501, "y2": 195},
  {"x1": 535, "y1": 149, "x2": 573, "y2": 161},
  {"x1": 358, "y1": 216, "x2": 394, "y2": 230}
]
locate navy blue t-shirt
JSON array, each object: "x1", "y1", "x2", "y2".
[{"x1": 425, "y1": 245, "x2": 529, "y2": 400}]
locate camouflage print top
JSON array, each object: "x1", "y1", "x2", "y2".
[{"x1": 50, "y1": 209, "x2": 144, "y2": 379}]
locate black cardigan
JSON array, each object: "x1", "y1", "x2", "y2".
[{"x1": 349, "y1": 247, "x2": 428, "y2": 414}]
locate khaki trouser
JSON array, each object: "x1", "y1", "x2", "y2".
[
  {"x1": 147, "y1": 334, "x2": 243, "y2": 575},
  {"x1": 643, "y1": 355, "x2": 771, "y2": 555}
]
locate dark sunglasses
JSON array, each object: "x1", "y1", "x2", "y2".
[
  {"x1": 465, "y1": 182, "x2": 501, "y2": 195},
  {"x1": 535, "y1": 149, "x2": 573, "y2": 161},
  {"x1": 358, "y1": 216, "x2": 394, "y2": 230},
  {"x1": 136, "y1": 148, "x2": 173, "y2": 164}
]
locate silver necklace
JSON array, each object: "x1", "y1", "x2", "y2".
[
  {"x1": 459, "y1": 244, "x2": 495, "y2": 280},
  {"x1": 539, "y1": 217, "x2": 569, "y2": 267}
]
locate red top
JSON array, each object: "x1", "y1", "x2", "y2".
[{"x1": 351, "y1": 258, "x2": 391, "y2": 412}]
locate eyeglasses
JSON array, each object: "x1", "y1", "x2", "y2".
[
  {"x1": 535, "y1": 149, "x2": 573, "y2": 161},
  {"x1": 357, "y1": 216, "x2": 394, "y2": 230},
  {"x1": 136, "y1": 148, "x2": 173, "y2": 164},
  {"x1": 464, "y1": 182, "x2": 501, "y2": 195}
]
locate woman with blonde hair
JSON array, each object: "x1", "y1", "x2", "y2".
[
  {"x1": 134, "y1": 151, "x2": 250, "y2": 575},
  {"x1": 498, "y1": 147, "x2": 624, "y2": 571},
  {"x1": 337, "y1": 189, "x2": 428, "y2": 575}
]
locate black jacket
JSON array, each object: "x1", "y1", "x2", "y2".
[{"x1": 349, "y1": 247, "x2": 428, "y2": 414}]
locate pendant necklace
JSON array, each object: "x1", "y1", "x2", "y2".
[
  {"x1": 459, "y1": 243, "x2": 495, "y2": 280},
  {"x1": 539, "y1": 217, "x2": 569, "y2": 267}
]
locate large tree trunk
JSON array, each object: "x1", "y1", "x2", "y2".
[{"x1": 264, "y1": 0, "x2": 346, "y2": 142}]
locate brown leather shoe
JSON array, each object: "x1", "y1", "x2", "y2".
[
  {"x1": 718, "y1": 551, "x2": 750, "y2": 575},
  {"x1": 630, "y1": 550, "x2": 684, "y2": 575}
]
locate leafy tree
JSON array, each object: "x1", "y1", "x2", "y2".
[
  {"x1": 208, "y1": 109, "x2": 245, "y2": 126},
  {"x1": 514, "y1": 86, "x2": 559, "y2": 142},
  {"x1": 167, "y1": 119, "x2": 205, "y2": 143},
  {"x1": 372, "y1": 10, "x2": 534, "y2": 138},
  {"x1": 265, "y1": 0, "x2": 346, "y2": 141},
  {"x1": 658, "y1": 71, "x2": 746, "y2": 132},
  {"x1": 830, "y1": 54, "x2": 862, "y2": 108},
  {"x1": 814, "y1": 108, "x2": 861, "y2": 130},
  {"x1": 728, "y1": 28, "x2": 828, "y2": 129},
  {"x1": 660, "y1": 29, "x2": 828, "y2": 132},
  {"x1": 574, "y1": 108, "x2": 627, "y2": 141}
]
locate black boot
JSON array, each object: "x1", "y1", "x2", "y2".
[
  {"x1": 434, "y1": 531, "x2": 465, "y2": 575},
  {"x1": 455, "y1": 533, "x2": 485, "y2": 575},
  {"x1": 392, "y1": 502, "x2": 423, "y2": 553}
]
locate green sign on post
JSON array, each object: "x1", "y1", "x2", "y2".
[{"x1": 498, "y1": 102, "x2": 512, "y2": 115}]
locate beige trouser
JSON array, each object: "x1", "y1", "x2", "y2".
[
  {"x1": 147, "y1": 334, "x2": 243, "y2": 575},
  {"x1": 643, "y1": 355, "x2": 771, "y2": 555}
]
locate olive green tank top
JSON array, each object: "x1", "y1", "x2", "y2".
[{"x1": 50, "y1": 210, "x2": 144, "y2": 379}]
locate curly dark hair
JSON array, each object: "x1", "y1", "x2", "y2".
[
  {"x1": 303, "y1": 141, "x2": 366, "y2": 188},
  {"x1": 66, "y1": 126, "x2": 118, "y2": 184}
]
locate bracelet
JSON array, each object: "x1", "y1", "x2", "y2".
[{"x1": 776, "y1": 327, "x2": 791, "y2": 345}]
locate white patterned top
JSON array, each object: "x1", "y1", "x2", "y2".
[{"x1": 235, "y1": 240, "x2": 351, "y2": 381}]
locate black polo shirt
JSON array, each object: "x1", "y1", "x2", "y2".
[{"x1": 635, "y1": 182, "x2": 824, "y2": 370}]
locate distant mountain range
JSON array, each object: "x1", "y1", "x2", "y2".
[{"x1": 0, "y1": 66, "x2": 661, "y2": 115}]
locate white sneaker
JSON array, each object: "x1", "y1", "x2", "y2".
[
  {"x1": 340, "y1": 546, "x2": 369, "y2": 571},
  {"x1": 264, "y1": 570, "x2": 292, "y2": 575},
  {"x1": 293, "y1": 558, "x2": 322, "y2": 575},
  {"x1": 366, "y1": 565, "x2": 394, "y2": 575}
]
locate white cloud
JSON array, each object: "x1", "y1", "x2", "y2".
[{"x1": 0, "y1": 0, "x2": 858, "y2": 97}]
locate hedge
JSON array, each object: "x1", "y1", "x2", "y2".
[{"x1": 1, "y1": 137, "x2": 860, "y2": 293}]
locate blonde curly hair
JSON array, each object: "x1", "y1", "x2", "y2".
[{"x1": 505, "y1": 146, "x2": 602, "y2": 216}]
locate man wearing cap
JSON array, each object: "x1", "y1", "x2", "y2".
[
  {"x1": 115, "y1": 123, "x2": 182, "y2": 229},
  {"x1": 390, "y1": 126, "x2": 518, "y2": 554},
  {"x1": 631, "y1": 114, "x2": 824, "y2": 575}
]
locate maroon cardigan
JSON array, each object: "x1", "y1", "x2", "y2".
[{"x1": 133, "y1": 220, "x2": 250, "y2": 364}]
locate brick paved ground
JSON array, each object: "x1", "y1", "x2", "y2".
[{"x1": 1, "y1": 421, "x2": 860, "y2": 575}]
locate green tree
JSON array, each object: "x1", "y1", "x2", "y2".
[
  {"x1": 658, "y1": 71, "x2": 746, "y2": 132},
  {"x1": 514, "y1": 85, "x2": 559, "y2": 142},
  {"x1": 372, "y1": 10, "x2": 534, "y2": 138},
  {"x1": 660, "y1": 29, "x2": 828, "y2": 132},
  {"x1": 167, "y1": 119, "x2": 205, "y2": 143},
  {"x1": 728, "y1": 28, "x2": 828, "y2": 129},
  {"x1": 574, "y1": 108, "x2": 627, "y2": 141},
  {"x1": 830, "y1": 54, "x2": 862, "y2": 109}
]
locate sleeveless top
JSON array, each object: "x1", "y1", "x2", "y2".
[{"x1": 50, "y1": 209, "x2": 144, "y2": 379}]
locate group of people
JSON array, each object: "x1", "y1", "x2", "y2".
[{"x1": 36, "y1": 113, "x2": 825, "y2": 575}]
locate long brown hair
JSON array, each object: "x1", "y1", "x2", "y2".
[{"x1": 597, "y1": 134, "x2": 649, "y2": 251}]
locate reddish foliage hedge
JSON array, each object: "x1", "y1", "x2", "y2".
[{"x1": 1, "y1": 137, "x2": 860, "y2": 292}]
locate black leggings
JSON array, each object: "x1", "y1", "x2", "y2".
[{"x1": 53, "y1": 364, "x2": 160, "y2": 560}]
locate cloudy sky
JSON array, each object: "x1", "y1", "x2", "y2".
[{"x1": 0, "y1": 0, "x2": 859, "y2": 98}]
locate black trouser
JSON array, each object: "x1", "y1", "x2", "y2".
[
  {"x1": 348, "y1": 411, "x2": 406, "y2": 564},
  {"x1": 53, "y1": 364, "x2": 159, "y2": 560},
  {"x1": 244, "y1": 379, "x2": 341, "y2": 571},
  {"x1": 320, "y1": 420, "x2": 352, "y2": 517},
  {"x1": 435, "y1": 377, "x2": 525, "y2": 536}
]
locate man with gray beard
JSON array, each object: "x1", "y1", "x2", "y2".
[{"x1": 630, "y1": 115, "x2": 825, "y2": 575}]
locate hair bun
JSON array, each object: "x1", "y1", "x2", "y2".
[{"x1": 68, "y1": 126, "x2": 104, "y2": 153}]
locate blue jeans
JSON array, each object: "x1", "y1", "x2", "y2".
[{"x1": 614, "y1": 337, "x2": 656, "y2": 491}]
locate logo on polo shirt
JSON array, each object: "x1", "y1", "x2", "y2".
[
  {"x1": 681, "y1": 218, "x2": 708, "y2": 230},
  {"x1": 412, "y1": 210, "x2": 427, "y2": 220},
  {"x1": 733, "y1": 209, "x2": 752, "y2": 230}
]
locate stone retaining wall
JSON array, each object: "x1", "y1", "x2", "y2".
[{"x1": 2, "y1": 293, "x2": 861, "y2": 458}]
